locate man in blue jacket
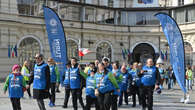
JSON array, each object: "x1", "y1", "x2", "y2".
[
  {"x1": 70, "y1": 57, "x2": 85, "y2": 110},
  {"x1": 139, "y1": 58, "x2": 160, "y2": 110}
]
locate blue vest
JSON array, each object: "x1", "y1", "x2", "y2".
[
  {"x1": 33, "y1": 63, "x2": 48, "y2": 89},
  {"x1": 49, "y1": 65, "x2": 57, "y2": 83},
  {"x1": 70, "y1": 67, "x2": 80, "y2": 89},
  {"x1": 95, "y1": 72, "x2": 114, "y2": 94},
  {"x1": 141, "y1": 66, "x2": 157, "y2": 86},
  {"x1": 130, "y1": 69, "x2": 141, "y2": 86},
  {"x1": 63, "y1": 68, "x2": 70, "y2": 86},
  {"x1": 8, "y1": 74, "x2": 24, "y2": 98},
  {"x1": 86, "y1": 76, "x2": 96, "y2": 98},
  {"x1": 120, "y1": 72, "x2": 129, "y2": 91}
]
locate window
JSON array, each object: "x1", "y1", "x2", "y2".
[
  {"x1": 184, "y1": 42, "x2": 193, "y2": 65},
  {"x1": 175, "y1": 9, "x2": 185, "y2": 24},
  {"x1": 67, "y1": 40, "x2": 79, "y2": 60},
  {"x1": 178, "y1": 0, "x2": 184, "y2": 6},
  {"x1": 59, "y1": 4, "x2": 81, "y2": 21},
  {"x1": 85, "y1": 7, "x2": 95, "y2": 22},
  {"x1": 187, "y1": 7, "x2": 195, "y2": 23},
  {"x1": 85, "y1": 0, "x2": 98, "y2": 5},
  {"x1": 96, "y1": 9, "x2": 114, "y2": 24},
  {"x1": 96, "y1": 42, "x2": 112, "y2": 62}
]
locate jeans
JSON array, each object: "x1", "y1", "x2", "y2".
[
  {"x1": 186, "y1": 80, "x2": 192, "y2": 90},
  {"x1": 10, "y1": 98, "x2": 21, "y2": 110},
  {"x1": 168, "y1": 78, "x2": 173, "y2": 89}
]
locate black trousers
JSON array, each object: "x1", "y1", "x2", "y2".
[
  {"x1": 139, "y1": 85, "x2": 155, "y2": 110},
  {"x1": 63, "y1": 87, "x2": 70, "y2": 107},
  {"x1": 71, "y1": 89, "x2": 85, "y2": 110},
  {"x1": 118, "y1": 91, "x2": 128, "y2": 105},
  {"x1": 37, "y1": 99, "x2": 46, "y2": 110},
  {"x1": 111, "y1": 95, "x2": 118, "y2": 110},
  {"x1": 10, "y1": 98, "x2": 21, "y2": 110},
  {"x1": 78, "y1": 88, "x2": 85, "y2": 108},
  {"x1": 97, "y1": 92, "x2": 112, "y2": 110},
  {"x1": 49, "y1": 83, "x2": 56, "y2": 104},
  {"x1": 85, "y1": 95, "x2": 100, "y2": 110},
  {"x1": 26, "y1": 81, "x2": 31, "y2": 97},
  {"x1": 132, "y1": 86, "x2": 141, "y2": 106}
]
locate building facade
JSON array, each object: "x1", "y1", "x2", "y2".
[{"x1": 0, "y1": 0, "x2": 195, "y2": 79}]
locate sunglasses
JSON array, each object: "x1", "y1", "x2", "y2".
[{"x1": 35, "y1": 57, "x2": 40, "y2": 59}]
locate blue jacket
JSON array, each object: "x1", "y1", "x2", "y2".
[
  {"x1": 141, "y1": 66, "x2": 157, "y2": 86},
  {"x1": 120, "y1": 72, "x2": 130, "y2": 92},
  {"x1": 130, "y1": 69, "x2": 141, "y2": 86},
  {"x1": 49, "y1": 65, "x2": 57, "y2": 83},
  {"x1": 106, "y1": 64, "x2": 113, "y2": 72},
  {"x1": 63, "y1": 68, "x2": 70, "y2": 87},
  {"x1": 70, "y1": 67, "x2": 81, "y2": 89},
  {"x1": 86, "y1": 76, "x2": 96, "y2": 98},
  {"x1": 95, "y1": 72, "x2": 115, "y2": 94},
  {"x1": 33, "y1": 63, "x2": 48, "y2": 89},
  {"x1": 8, "y1": 74, "x2": 24, "y2": 98}
]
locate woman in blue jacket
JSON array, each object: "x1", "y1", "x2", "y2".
[
  {"x1": 4, "y1": 64, "x2": 26, "y2": 110},
  {"x1": 95, "y1": 63, "x2": 119, "y2": 110}
]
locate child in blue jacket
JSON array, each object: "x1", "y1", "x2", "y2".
[{"x1": 3, "y1": 64, "x2": 26, "y2": 110}]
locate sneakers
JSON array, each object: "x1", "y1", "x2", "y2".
[
  {"x1": 62, "y1": 105, "x2": 67, "y2": 108},
  {"x1": 48, "y1": 101, "x2": 55, "y2": 107}
]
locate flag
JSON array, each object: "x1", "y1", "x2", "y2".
[
  {"x1": 160, "y1": 50, "x2": 164, "y2": 60},
  {"x1": 155, "y1": 13, "x2": 187, "y2": 93},
  {"x1": 13, "y1": 45, "x2": 17, "y2": 57},
  {"x1": 164, "y1": 50, "x2": 168, "y2": 61},
  {"x1": 124, "y1": 48, "x2": 128, "y2": 55},
  {"x1": 43, "y1": 6, "x2": 68, "y2": 84},
  {"x1": 127, "y1": 49, "x2": 131, "y2": 57},
  {"x1": 121, "y1": 49, "x2": 126, "y2": 60},
  {"x1": 79, "y1": 48, "x2": 91, "y2": 56},
  {"x1": 11, "y1": 46, "x2": 15, "y2": 58},
  {"x1": 142, "y1": 0, "x2": 153, "y2": 4},
  {"x1": 8, "y1": 45, "x2": 11, "y2": 58}
]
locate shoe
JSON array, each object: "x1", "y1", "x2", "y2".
[
  {"x1": 62, "y1": 105, "x2": 67, "y2": 108},
  {"x1": 118, "y1": 104, "x2": 121, "y2": 107},
  {"x1": 142, "y1": 107, "x2": 146, "y2": 110},
  {"x1": 56, "y1": 89, "x2": 60, "y2": 93},
  {"x1": 48, "y1": 101, "x2": 55, "y2": 107},
  {"x1": 132, "y1": 104, "x2": 136, "y2": 107}
]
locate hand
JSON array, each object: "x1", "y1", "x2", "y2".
[
  {"x1": 113, "y1": 73, "x2": 116, "y2": 76},
  {"x1": 78, "y1": 64, "x2": 81, "y2": 69},
  {"x1": 4, "y1": 91, "x2": 6, "y2": 94},
  {"x1": 26, "y1": 85, "x2": 30, "y2": 89},
  {"x1": 127, "y1": 89, "x2": 129, "y2": 93},
  {"x1": 155, "y1": 84, "x2": 159, "y2": 90},
  {"x1": 140, "y1": 70, "x2": 144, "y2": 74},
  {"x1": 117, "y1": 89, "x2": 120, "y2": 93},
  {"x1": 56, "y1": 83, "x2": 59, "y2": 87}
]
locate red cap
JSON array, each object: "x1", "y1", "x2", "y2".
[{"x1": 12, "y1": 64, "x2": 20, "y2": 72}]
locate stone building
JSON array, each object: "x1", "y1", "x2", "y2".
[{"x1": 0, "y1": 0, "x2": 195, "y2": 79}]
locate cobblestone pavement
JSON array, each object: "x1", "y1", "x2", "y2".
[{"x1": 0, "y1": 83, "x2": 195, "y2": 110}]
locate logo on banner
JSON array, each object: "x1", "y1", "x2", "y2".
[
  {"x1": 52, "y1": 39, "x2": 62, "y2": 58},
  {"x1": 50, "y1": 18, "x2": 57, "y2": 27}
]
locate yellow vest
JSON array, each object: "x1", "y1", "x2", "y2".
[{"x1": 21, "y1": 66, "x2": 30, "y2": 81}]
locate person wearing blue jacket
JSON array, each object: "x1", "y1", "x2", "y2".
[
  {"x1": 3, "y1": 64, "x2": 26, "y2": 110},
  {"x1": 28, "y1": 53, "x2": 50, "y2": 110},
  {"x1": 70, "y1": 57, "x2": 85, "y2": 110},
  {"x1": 129, "y1": 62, "x2": 141, "y2": 107},
  {"x1": 111, "y1": 61, "x2": 123, "y2": 110},
  {"x1": 95, "y1": 63, "x2": 119, "y2": 110},
  {"x1": 62, "y1": 61, "x2": 71, "y2": 108},
  {"x1": 118, "y1": 65, "x2": 132, "y2": 106},
  {"x1": 80, "y1": 68, "x2": 100, "y2": 110},
  {"x1": 139, "y1": 58, "x2": 160, "y2": 110},
  {"x1": 47, "y1": 57, "x2": 60, "y2": 107}
]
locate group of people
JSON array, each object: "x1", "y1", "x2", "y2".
[{"x1": 4, "y1": 53, "x2": 163, "y2": 110}]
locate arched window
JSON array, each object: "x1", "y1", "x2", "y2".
[
  {"x1": 18, "y1": 37, "x2": 41, "y2": 68},
  {"x1": 96, "y1": 41, "x2": 112, "y2": 62},
  {"x1": 67, "y1": 39, "x2": 79, "y2": 60}
]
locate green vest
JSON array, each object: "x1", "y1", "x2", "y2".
[{"x1": 21, "y1": 66, "x2": 30, "y2": 81}]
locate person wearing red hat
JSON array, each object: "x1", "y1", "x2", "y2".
[{"x1": 3, "y1": 64, "x2": 26, "y2": 110}]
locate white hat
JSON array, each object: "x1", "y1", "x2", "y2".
[{"x1": 156, "y1": 56, "x2": 164, "y2": 64}]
